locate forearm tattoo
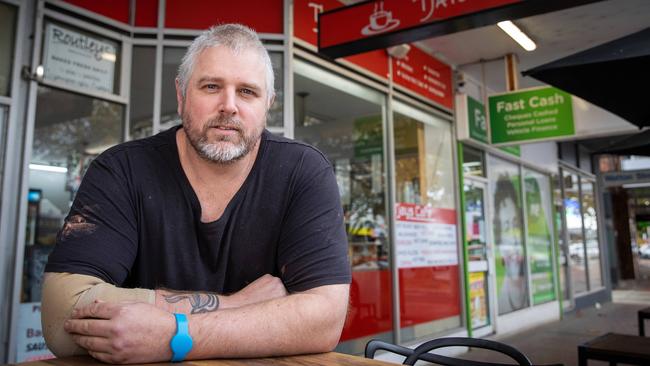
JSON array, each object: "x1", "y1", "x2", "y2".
[{"x1": 164, "y1": 292, "x2": 219, "y2": 314}]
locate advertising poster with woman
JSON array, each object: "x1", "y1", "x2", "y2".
[{"x1": 490, "y1": 157, "x2": 529, "y2": 314}]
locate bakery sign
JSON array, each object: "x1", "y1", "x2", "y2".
[{"x1": 42, "y1": 23, "x2": 118, "y2": 94}]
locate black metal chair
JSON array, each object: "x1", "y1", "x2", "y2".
[{"x1": 366, "y1": 337, "x2": 563, "y2": 366}]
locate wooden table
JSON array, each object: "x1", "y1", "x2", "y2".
[
  {"x1": 578, "y1": 332, "x2": 650, "y2": 366},
  {"x1": 10, "y1": 353, "x2": 395, "y2": 366}
]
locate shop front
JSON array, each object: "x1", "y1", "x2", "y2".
[
  {"x1": 0, "y1": 0, "x2": 470, "y2": 361},
  {"x1": 0, "y1": 0, "x2": 598, "y2": 363}
]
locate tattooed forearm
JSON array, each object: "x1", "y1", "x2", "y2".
[{"x1": 164, "y1": 293, "x2": 220, "y2": 314}]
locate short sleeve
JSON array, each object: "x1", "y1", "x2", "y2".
[
  {"x1": 45, "y1": 154, "x2": 138, "y2": 285},
  {"x1": 277, "y1": 152, "x2": 351, "y2": 292}
]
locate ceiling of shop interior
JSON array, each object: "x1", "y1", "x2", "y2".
[{"x1": 414, "y1": 0, "x2": 650, "y2": 90}]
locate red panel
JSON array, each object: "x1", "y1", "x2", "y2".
[
  {"x1": 344, "y1": 50, "x2": 389, "y2": 80},
  {"x1": 399, "y1": 266, "x2": 461, "y2": 327},
  {"x1": 62, "y1": 0, "x2": 130, "y2": 24},
  {"x1": 135, "y1": 0, "x2": 158, "y2": 28},
  {"x1": 392, "y1": 45, "x2": 453, "y2": 109},
  {"x1": 294, "y1": 0, "x2": 344, "y2": 46},
  {"x1": 319, "y1": 0, "x2": 521, "y2": 48},
  {"x1": 165, "y1": 0, "x2": 283, "y2": 33},
  {"x1": 340, "y1": 269, "x2": 393, "y2": 341}
]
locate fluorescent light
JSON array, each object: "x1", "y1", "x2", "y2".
[
  {"x1": 497, "y1": 21, "x2": 536, "y2": 51},
  {"x1": 29, "y1": 164, "x2": 68, "y2": 173}
]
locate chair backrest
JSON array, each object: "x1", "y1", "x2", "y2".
[{"x1": 402, "y1": 337, "x2": 533, "y2": 366}]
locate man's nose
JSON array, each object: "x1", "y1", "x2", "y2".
[{"x1": 218, "y1": 88, "x2": 237, "y2": 115}]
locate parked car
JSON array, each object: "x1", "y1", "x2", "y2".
[{"x1": 640, "y1": 245, "x2": 650, "y2": 259}]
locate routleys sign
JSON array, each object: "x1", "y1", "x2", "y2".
[
  {"x1": 488, "y1": 87, "x2": 575, "y2": 145},
  {"x1": 42, "y1": 23, "x2": 118, "y2": 94}
]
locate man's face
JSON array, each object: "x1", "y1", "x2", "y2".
[{"x1": 176, "y1": 45, "x2": 271, "y2": 163}]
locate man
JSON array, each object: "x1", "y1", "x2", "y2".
[{"x1": 42, "y1": 24, "x2": 351, "y2": 364}]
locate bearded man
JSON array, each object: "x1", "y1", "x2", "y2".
[{"x1": 41, "y1": 24, "x2": 350, "y2": 364}]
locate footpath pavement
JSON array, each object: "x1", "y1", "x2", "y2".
[{"x1": 457, "y1": 277, "x2": 650, "y2": 366}]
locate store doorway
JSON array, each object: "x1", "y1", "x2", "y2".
[{"x1": 464, "y1": 177, "x2": 495, "y2": 336}]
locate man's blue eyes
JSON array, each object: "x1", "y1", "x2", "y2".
[{"x1": 203, "y1": 85, "x2": 255, "y2": 96}]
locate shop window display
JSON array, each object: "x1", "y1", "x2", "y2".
[
  {"x1": 553, "y1": 174, "x2": 571, "y2": 308},
  {"x1": 489, "y1": 156, "x2": 529, "y2": 314},
  {"x1": 393, "y1": 103, "x2": 460, "y2": 342},
  {"x1": 293, "y1": 61, "x2": 391, "y2": 351},
  {"x1": 524, "y1": 169, "x2": 556, "y2": 305}
]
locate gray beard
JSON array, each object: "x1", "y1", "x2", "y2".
[{"x1": 182, "y1": 113, "x2": 262, "y2": 164}]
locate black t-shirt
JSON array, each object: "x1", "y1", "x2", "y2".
[{"x1": 46, "y1": 126, "x2": 351, "y2": 293}]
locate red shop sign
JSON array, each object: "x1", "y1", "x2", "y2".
[{"x1": 294, "y1": 0, "x2": 390, "y2": 80}]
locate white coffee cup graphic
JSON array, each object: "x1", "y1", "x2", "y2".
[{"x1": 362, "y1": 1, "x2": 400, "y2": 36}]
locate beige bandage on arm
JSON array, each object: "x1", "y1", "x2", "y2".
[{"x1": 41, "y1": 272, "x2": 155, "y2": 357}]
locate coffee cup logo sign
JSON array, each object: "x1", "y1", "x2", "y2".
[{"x1": 361, "y1": 1, "x2": 400, "y2": 36}]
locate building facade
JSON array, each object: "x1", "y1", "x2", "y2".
[{"x1": 0, "y1": 0, "x2": 609, "y2": 363}]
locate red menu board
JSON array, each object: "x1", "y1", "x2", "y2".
[
  {"x1": 294, "y1": 0, "x2": 389, "y2": 80},
  {"x1": 392, "y1": 45, "x2": 453, "y2": 109}
]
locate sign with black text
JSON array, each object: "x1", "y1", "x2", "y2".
[{"x1": 43, "y1": 23, "x2": 118, "y2": 94}]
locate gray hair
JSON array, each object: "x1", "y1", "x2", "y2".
[{"x1": 177, "y1": 24, "x2": 275, "y2": 104}]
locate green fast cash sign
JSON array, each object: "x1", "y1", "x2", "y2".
[{"x1": 489, "y1": 87, "x2": 574, "y2": 145}]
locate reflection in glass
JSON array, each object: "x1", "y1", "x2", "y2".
[
  {"x1": 160, "y1": 47, "x2": 185, "y2": 128},
  {"x1": 0, "y1": 2, "x2": 17, "y2": 96},
  {"x1": 393, "y1": 105, "x2": 460, "y2": 341},
  {"x1": 22, "y1": 86, "x2": 124, "y2": 303},
  {"x1": 553, "y1": 174, "x2": 571, "y2": 307},
  {"x1": 489, "y1": 156, "x2": 528, "y2": 314},
  {"x1": 463, "y1": 145, "x2": 485, "y2": 177},
  {"x1": 293, "y1": 62, "x2": 390, "y2": 352},
  {"x1": 129, "y1": 46, "x2": 155, "y2": 139},
  {"x1": 524, "y1": 169, "x2": 556, "y2": 305},
  {"x1": 582, "y1": 181, "x2": 603, "y2": 289},
  {"x1": 564, "y1": 172, "x2": 587, "y2": 294}
]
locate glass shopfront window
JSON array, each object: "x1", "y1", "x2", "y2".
[
  {"x1": 563, "y1": 171, "x2": 587, "y2": 294},
  {"x1": 524, "y1": 169, "x2": 556, "y2": 305},
  {"x1": 393, "y1": 102, "x2": 460, "y2": 342},
  {"x1": 582, "y1": 180, "x2": 603, "y2": 290},
  {"x1": 293, "y1": 60, "x2": 391, "y2": 352},
  {"x1": 129, "y1": 46, "x2": 155, "y2": 139},
  {"x1": 463, "y1": 145, "x2": 485, "y2": 177},
  {"x1": 553, "y1": 174, "x2": 571, "y2": 307},
  {"x1": 0, "y1": 2, "x2": 17, "y2": 97},
  {"x1": 17, "y1": 86, "x2": 124, "y2": 362},
  {"x1": 489, "y1": 156, "x2": 529, "y2": 314}
]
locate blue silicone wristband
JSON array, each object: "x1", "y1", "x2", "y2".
[{"x1": 170, "y1": 313, "x2": 193, "y2": 362}]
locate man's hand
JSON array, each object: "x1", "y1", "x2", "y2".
[
  {"x1": 64, "y1": 300, "x2": 175, "y2": 364},
  {"x1": 156, "y1": 274, "x2": 288, "y2": 313}
]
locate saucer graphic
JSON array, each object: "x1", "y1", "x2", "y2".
[{"x1": 361, "y1": 18, "x2": 400, "y2": 36}]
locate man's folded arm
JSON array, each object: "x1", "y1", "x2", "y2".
[{"x1": 41, "y1": 272, "x2": 155, "y2": 357}]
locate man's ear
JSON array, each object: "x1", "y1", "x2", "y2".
[
  {"x1": 175, "y1": 78, "x2": 184, "y2": 116},
  {"x1": 267, "y1": 93, "x2": 276, "y2": 110}
]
